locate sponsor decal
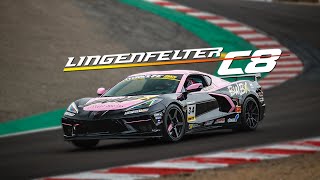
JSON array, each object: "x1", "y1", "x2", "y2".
[
  {"x1": 139, "y1": 95, "x2": 159, "y2": 101},
  {"x1": 187, "y1": 103, "x2": 196, "y2": 122},
  {"x1": 235, "y1": 105, "x2": 242, "y2": 113},
  {"x1": 153, "y1": 112, "x2": 163, "y2": 125},
  {"x1": 163, "y1": 75, "x2": 177, "y2": 80},
  {"x1": 189, "y1": 123, "x2": 200, "y2": 129},
  {"x1": 204, "y1": 120, "x2": 214, "y2": 126},
  {"x1": 202, "y1": 86, "x2": 214, "y2": 92},
  {"x1": 258, "y1": 91, "x2": 264, "y2": 102},
  {"x1": 85, "y1": 95, "x2": 158, "y2": 107},
  {"x1": 204, "y1": 118, "x2": 225, "y2": 126},
  {"x1": 124, "y1": 108, "x2": 149, "y2": 115},
  {"x1": 64, "y1": 48, "x2": 285, "y2": 73},
  {"x1": 64, "y1": 112, "x2": 75, "y2": 117},
  {"x1": 153, "y1": 112, "x2": 163, "y2": 119},
  {"x1": 228, "y1": 82, "x2": 250, "y2": 96},
  {"x1": 90, "y1": 104, "x2": 124, "y2": 109},
  {"x1": 125, "y1": 74, "x2": 179, "y2": 81},
  {"x1": 85, "y1": 96, "x2": 138, "y2": 106},
  {"x1": 214, "y1": 118, "x2": 225, "y2": 124},
  {"x1": 227, "y1": 114, "x2": 240, "y2": 123}
]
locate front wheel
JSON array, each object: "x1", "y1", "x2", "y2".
[
  {"x1": 162, "y1": 104, "x2": 186, "y2": 142},
  {"x1": 71, "y1": 139, "x2": 99, "y2": 149}
]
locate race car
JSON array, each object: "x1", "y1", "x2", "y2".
[{"x1": 62, "y1": 70, "x2": 265, "y2": 148}]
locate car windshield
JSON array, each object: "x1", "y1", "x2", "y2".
[{"x1": 103, "y1": 74, "x2": 182, "y2": 97}]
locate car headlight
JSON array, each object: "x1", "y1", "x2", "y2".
[
  {"x1": 126, "y1": 98, "x2": 163, "y2": 111},
  {"x1": 67, "y1": 102, "x2": 78, "y2": 114}
]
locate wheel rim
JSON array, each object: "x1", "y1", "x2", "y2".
[
  {"x1": 166, "y1": 107, "x2": 184, "y2": 139},
  {"x1": 245, "y1": 100, "x2": 259, "y2": 129}
]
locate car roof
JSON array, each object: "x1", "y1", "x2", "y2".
[{"x1": 129, "y1": 70, "x2": 205, "y2": 77}]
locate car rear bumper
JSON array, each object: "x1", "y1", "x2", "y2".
[{"x1": 260, "y1": 103, "x2": 266, "y2": 120}]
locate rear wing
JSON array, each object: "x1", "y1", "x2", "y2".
[{"x1": 220, "y1": 73, "x2": 261, "y2": 82}]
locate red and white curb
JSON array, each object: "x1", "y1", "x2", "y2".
[
  {"x1": 39, "y1": 136, "x2": 320, "y2": 180},
  {"x1": 145, "y1": 0, "x2": 304, "y2": 90}
]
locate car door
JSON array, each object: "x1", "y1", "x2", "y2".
[{"x1": 183, "y1": 74, "x2": 219, "y2": 124}]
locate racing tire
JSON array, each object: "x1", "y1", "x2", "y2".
[
  {"x1": 239, "y1": 97, "x2": 260, "y2": 131},
  {"x1": 71, "y1": 139, "x2": 99, "y2": 149},
  {"x1": 162, "y1": 104, "x2": 186, "y2": 142}
]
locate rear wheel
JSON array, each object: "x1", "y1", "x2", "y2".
[
  {"x1": 240, "y1": 97, "x2": 260, "y2": 131},
  {"x1": 71, "y1": 139, "x2": 99, "y2": 149},
  {"x1": 162, "y1": 104, "x2": 186, "y2": 142}
]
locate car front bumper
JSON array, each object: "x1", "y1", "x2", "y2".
[{"x1": 61, "y1": 113, "x2": 163, "y2": 140}]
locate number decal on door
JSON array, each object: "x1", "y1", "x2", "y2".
[{"x1": 187, "y1": 104, "x2": 196, "y2": 122}]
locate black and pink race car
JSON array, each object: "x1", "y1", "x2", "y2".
[{"x1": 62, "y1": 70, "x2": 265, "y2": 148}]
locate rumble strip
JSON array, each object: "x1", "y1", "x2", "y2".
[
  {"x1": 39, "y1": 136, "x2": 320, "y2": 180},
  {"x1": 144, "y1": 0, "x2": 303, "y2": 90}
]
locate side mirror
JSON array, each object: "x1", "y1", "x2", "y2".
[
  {"x1": 97, "y1": 87, "x2": 106, "y2": 96},
  {"x1": 186, "y1": 83, "x2": 203, "y2": 92}
]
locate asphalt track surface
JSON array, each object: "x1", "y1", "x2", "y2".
[
  {"x1": 0, "y1": 0, "x2": 210, "y2": 122},
  {"x1": 1, "y1": 0, "x2": 320, "y2": 179}
]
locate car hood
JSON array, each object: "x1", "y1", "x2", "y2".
[{"x1": 83, "y1": 95, "x2": 158, "y2": 111}]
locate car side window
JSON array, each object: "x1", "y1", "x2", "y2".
[
  {"x1": 203, "y1": 75, "x2": 212, "y2": 86},
  {"x1": 184, "y1": 75, "x2": 208, "y2": 88}
]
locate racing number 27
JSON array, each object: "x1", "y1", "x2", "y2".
[{"x1": 217, "y1": 49, "x2": 282, "y2": 75}]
